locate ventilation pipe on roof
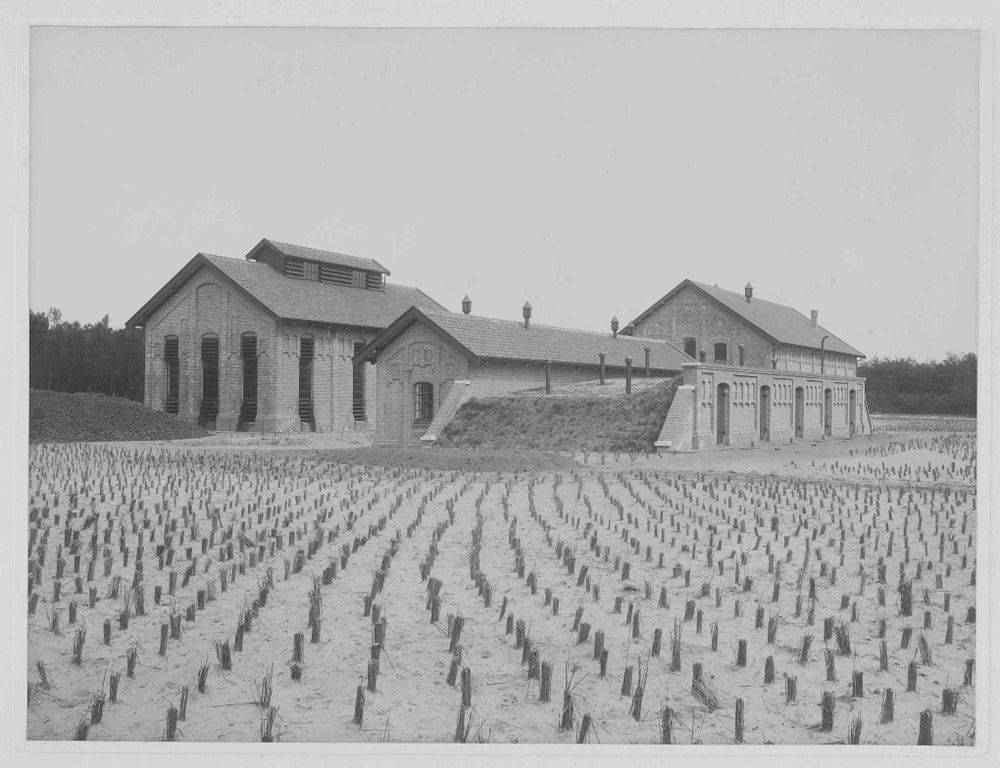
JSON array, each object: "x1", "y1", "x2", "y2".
[
  {"x1": 810, "y1": 310, "x2": 818, "y2": 328},
  {"x1": 461, "y1": 295, "x2": 471, "y2": 315},
  {"x1": 745, "y1": 283, "x2": 753, "y2": 303},
  {"x1": 611, "y1": 316, "x2": 619, "y2": 339},
  {"x1": 522, "y1": 301, "x2": 532, "y2": 329}
]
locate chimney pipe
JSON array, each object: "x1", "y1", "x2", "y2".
[
  {"x1": 745, "y1": 282, "x2": 753, "y2": 303},
  {"x1": 461, "y1": 295, "x2": 471, "y2": 315},
  {"x1": 522, "y1": 301, "x2": 532, "y2": 329},
  {"x1": 611, "y1": 316, "x2": 619, "y2": 339},
  {"x1": 810, "y1": 310, "x2": 818, "y2": 328}
]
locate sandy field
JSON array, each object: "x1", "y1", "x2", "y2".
[{"x1": 25, "y1": 421, "x2": 977, "y2": 745}]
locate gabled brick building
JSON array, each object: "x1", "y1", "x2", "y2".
[
  {"x1": 126, "y1": 238, "x2": 444, "y2": 432},
  {"x1": 356, "y1": 303, "x2": 691, "y2": 446},
  {"x1": 628, "y1": 279, "x2": 871, "y2": 450}
]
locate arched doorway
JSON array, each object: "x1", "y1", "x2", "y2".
[
  {"x1": 824, "y1": 388, "x2": 833, "y2": 437},
  {"x1": 759, "y1": 385, "x2": 771, "y2": 442},
  {"x1": 849, "y1": 390, "x2": 857, "y2": 435},
  {"x1": 716, "y1": 383, "x2": 730, "y2": 445},
  {"x1": 794, "y1": 386, "x2": 804, "y2": 438}
]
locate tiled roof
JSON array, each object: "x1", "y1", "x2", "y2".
[
  {"x1": 632, "y1": 279, "x2": 864, "y2": 358},
  {"x1": 126, "y1": 252, "x2": 443, "y2": 329},
  {"x1": 205, "y1": 255, "x2": 441, "y2": 327},
  {"x1": 361, "y1": 307, "x2": 692, "y2": 370},
  {"x1": 252, "y1": 238, "x2": 391, "y2": 275}
]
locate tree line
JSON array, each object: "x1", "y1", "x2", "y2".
[
  {"x1": 29, "y1": 309, "x2": 144, "y2": 401},
  {"x1": 859, "y1": 353, "x2": 977, "y2": 416}
]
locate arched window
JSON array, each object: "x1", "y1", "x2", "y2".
[
  {"x1": 714, "y1": 343, "x2": 728, "y2": 363},
  {"x1": 164, "y1": 336, "x2": 179, "y2": 414},
  {"x1": 683, "y1": 338, "x2": 696, "y2": 359},
  {"x1": 414, "y1": 382, "x2": 434, "y2": 424}
]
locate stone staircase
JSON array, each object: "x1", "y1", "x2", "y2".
[{"x1": 420, "y1": 380, "x2": 472, "y2": 443}]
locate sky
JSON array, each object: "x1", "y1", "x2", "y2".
[{"x1": 29, "y1": 27, "x2": 980, "y2": 360}]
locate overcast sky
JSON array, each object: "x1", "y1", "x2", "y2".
[{"x1": 29, "y1": 27, "x2": 980, "y2": 360}]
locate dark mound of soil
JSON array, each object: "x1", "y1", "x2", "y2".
[
  {"x1": 438, "y1": 377, "x2": 680, "y2": 453},
  {"x1": 312, "y1": 446, "x2": 579, "y2": 473},
  {"x1": 30, "y1": 390, "x2": 210, "y2": 443}
]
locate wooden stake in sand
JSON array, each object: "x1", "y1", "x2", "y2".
[
  {"x1": 734, "y1": 698, "x2": 744, "y2": 744},
  {"x1": 917, "y1": 709, "x2": 933, "y2": 745},
  {"x1": 820, "y1": 691, "x2": 834, "y2": 731},
  {"x1": 353, "y1": 685, "x2": 364, "y2": 727},
  {"x1": 879, "y1": 688, "x2": 894, "y2": 724}
]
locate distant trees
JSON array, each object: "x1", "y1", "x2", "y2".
[
  {"x1": 29, "y1": 309, "x2": 144, "y2": 401},
  {"x1": 859, "y1": 354, "x2": 976, "y2": 416}
]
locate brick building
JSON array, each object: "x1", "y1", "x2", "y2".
[
  {"x1": 355, "y1": 302, "x2": 691, "y2": 446},
  {"x1": 126, "y1": 238, "x2": 444, "y2": 432},
  {"x1": 626, "y1": 279, "x2": 871, "y2": 450}
]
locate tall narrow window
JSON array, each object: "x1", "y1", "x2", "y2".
[
  {"x1": 714, "y1": 343, "x2": 728, "y2": 363},
  {"x1": 738, "y1": 345, "x2": 745, "y2": 366},
  {"x1": 164, "y1": 336, "x2": 179, "y2": 414},
  {"x1": 352, "y1": 341, "x2": 366, "y2": 421},
  {"x1": 683, "y1": 338, "x2": 696, "y2": 359},
  {"x1": 198, "y1": 334, "x2": 219, "y2": 428},
  {"x1": 413, "y1": 382, "x2": 434, "y2": 426},
  {"x1": 239, "y1": 333, "x2": 258, "y2": 428},
  {"x1": 298, "y1": 336, "x2": 315, "y2": 430}
]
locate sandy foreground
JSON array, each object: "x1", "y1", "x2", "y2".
[{"x1": 25, "y1": 425, "x2": 976, "y2": 745}]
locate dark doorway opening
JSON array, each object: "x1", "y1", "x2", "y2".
[
  {"x1": 794, "y1": 386, "x2": 804, "y2": 438},
  {"x1": 164, "y1": 336, "x2": 179, "y2": 415},
  {"x1": 824, "y1": 388, "x2": 833, "y2": 437},
  {"x1": 352, "y1": 341, "x2": 367, "y2": 421},
  {"x1": 759, "y1": 385, "x2": 771, "y2": 442},
  {"x1": 716, "y1": 383, "x2": 730, "y2": 445},
  {"x1": 198, "y1": 334, "x2": 219, "y2": 429},
  {"x1": 299, "y1": 336, "x2": 315, "y2": 431},
  {"x1": 849, "y1": 390, "x2": 857, "y2": 436},
  {"x1": 238, "y1": 333, "x2": 258, "y2": 431}
]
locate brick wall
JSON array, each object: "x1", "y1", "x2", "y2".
[
  {"x1": 274, "y1": 321, "x2": 379, "y2": 433},
  {"x1": 467, "y1": 359, "x2": 609, "y2": 399},
  {"x1": 373, "y1": 322, "x2": 471, "y2": 445},
  {"x1": 661, "y1": 362, "x2": 869, "y2": 451},
  {"x1": 371, "y1": 318, "x2": 678, "y2": 445},
  {"x1": 142, "y1": 266, "x2": 378, "y2": 433},
  {"x1": 633, "y1": 284, "x2": 776, "y2": 369},
  {"x1": 143, "y1": 269, "x2": 279, "y2": 431}
]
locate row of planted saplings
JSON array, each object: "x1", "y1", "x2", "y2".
[
  {"x1": 504, "y1": 510, "x2": 664, "y2": 742},
  {"x1": 512, "y1": 475, "x2": 971, "y2": 743},
  {"x1": 64, "y1": 482, "x2": 355, "y2": 743},
  {"x1": 414, "y1": 512, "x2": 484, "y2": 740},
  {"x1": 350, "y1": 489, "x2": 424, "y2": 731}
]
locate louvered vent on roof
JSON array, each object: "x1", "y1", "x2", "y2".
[
  {"x1": 319, "y1": 263, "x2": 354, "y2": 286},
  {"x1": 366, "y1": 272, "x2": 385, "y2": 291},
  {"x1": 284, "y1": 258, "x2": 306, "y2": 279}
]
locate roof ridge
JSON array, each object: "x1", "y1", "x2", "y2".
[{"x1": 422, "y1": 307, "x2": 675, "y2": 344}]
